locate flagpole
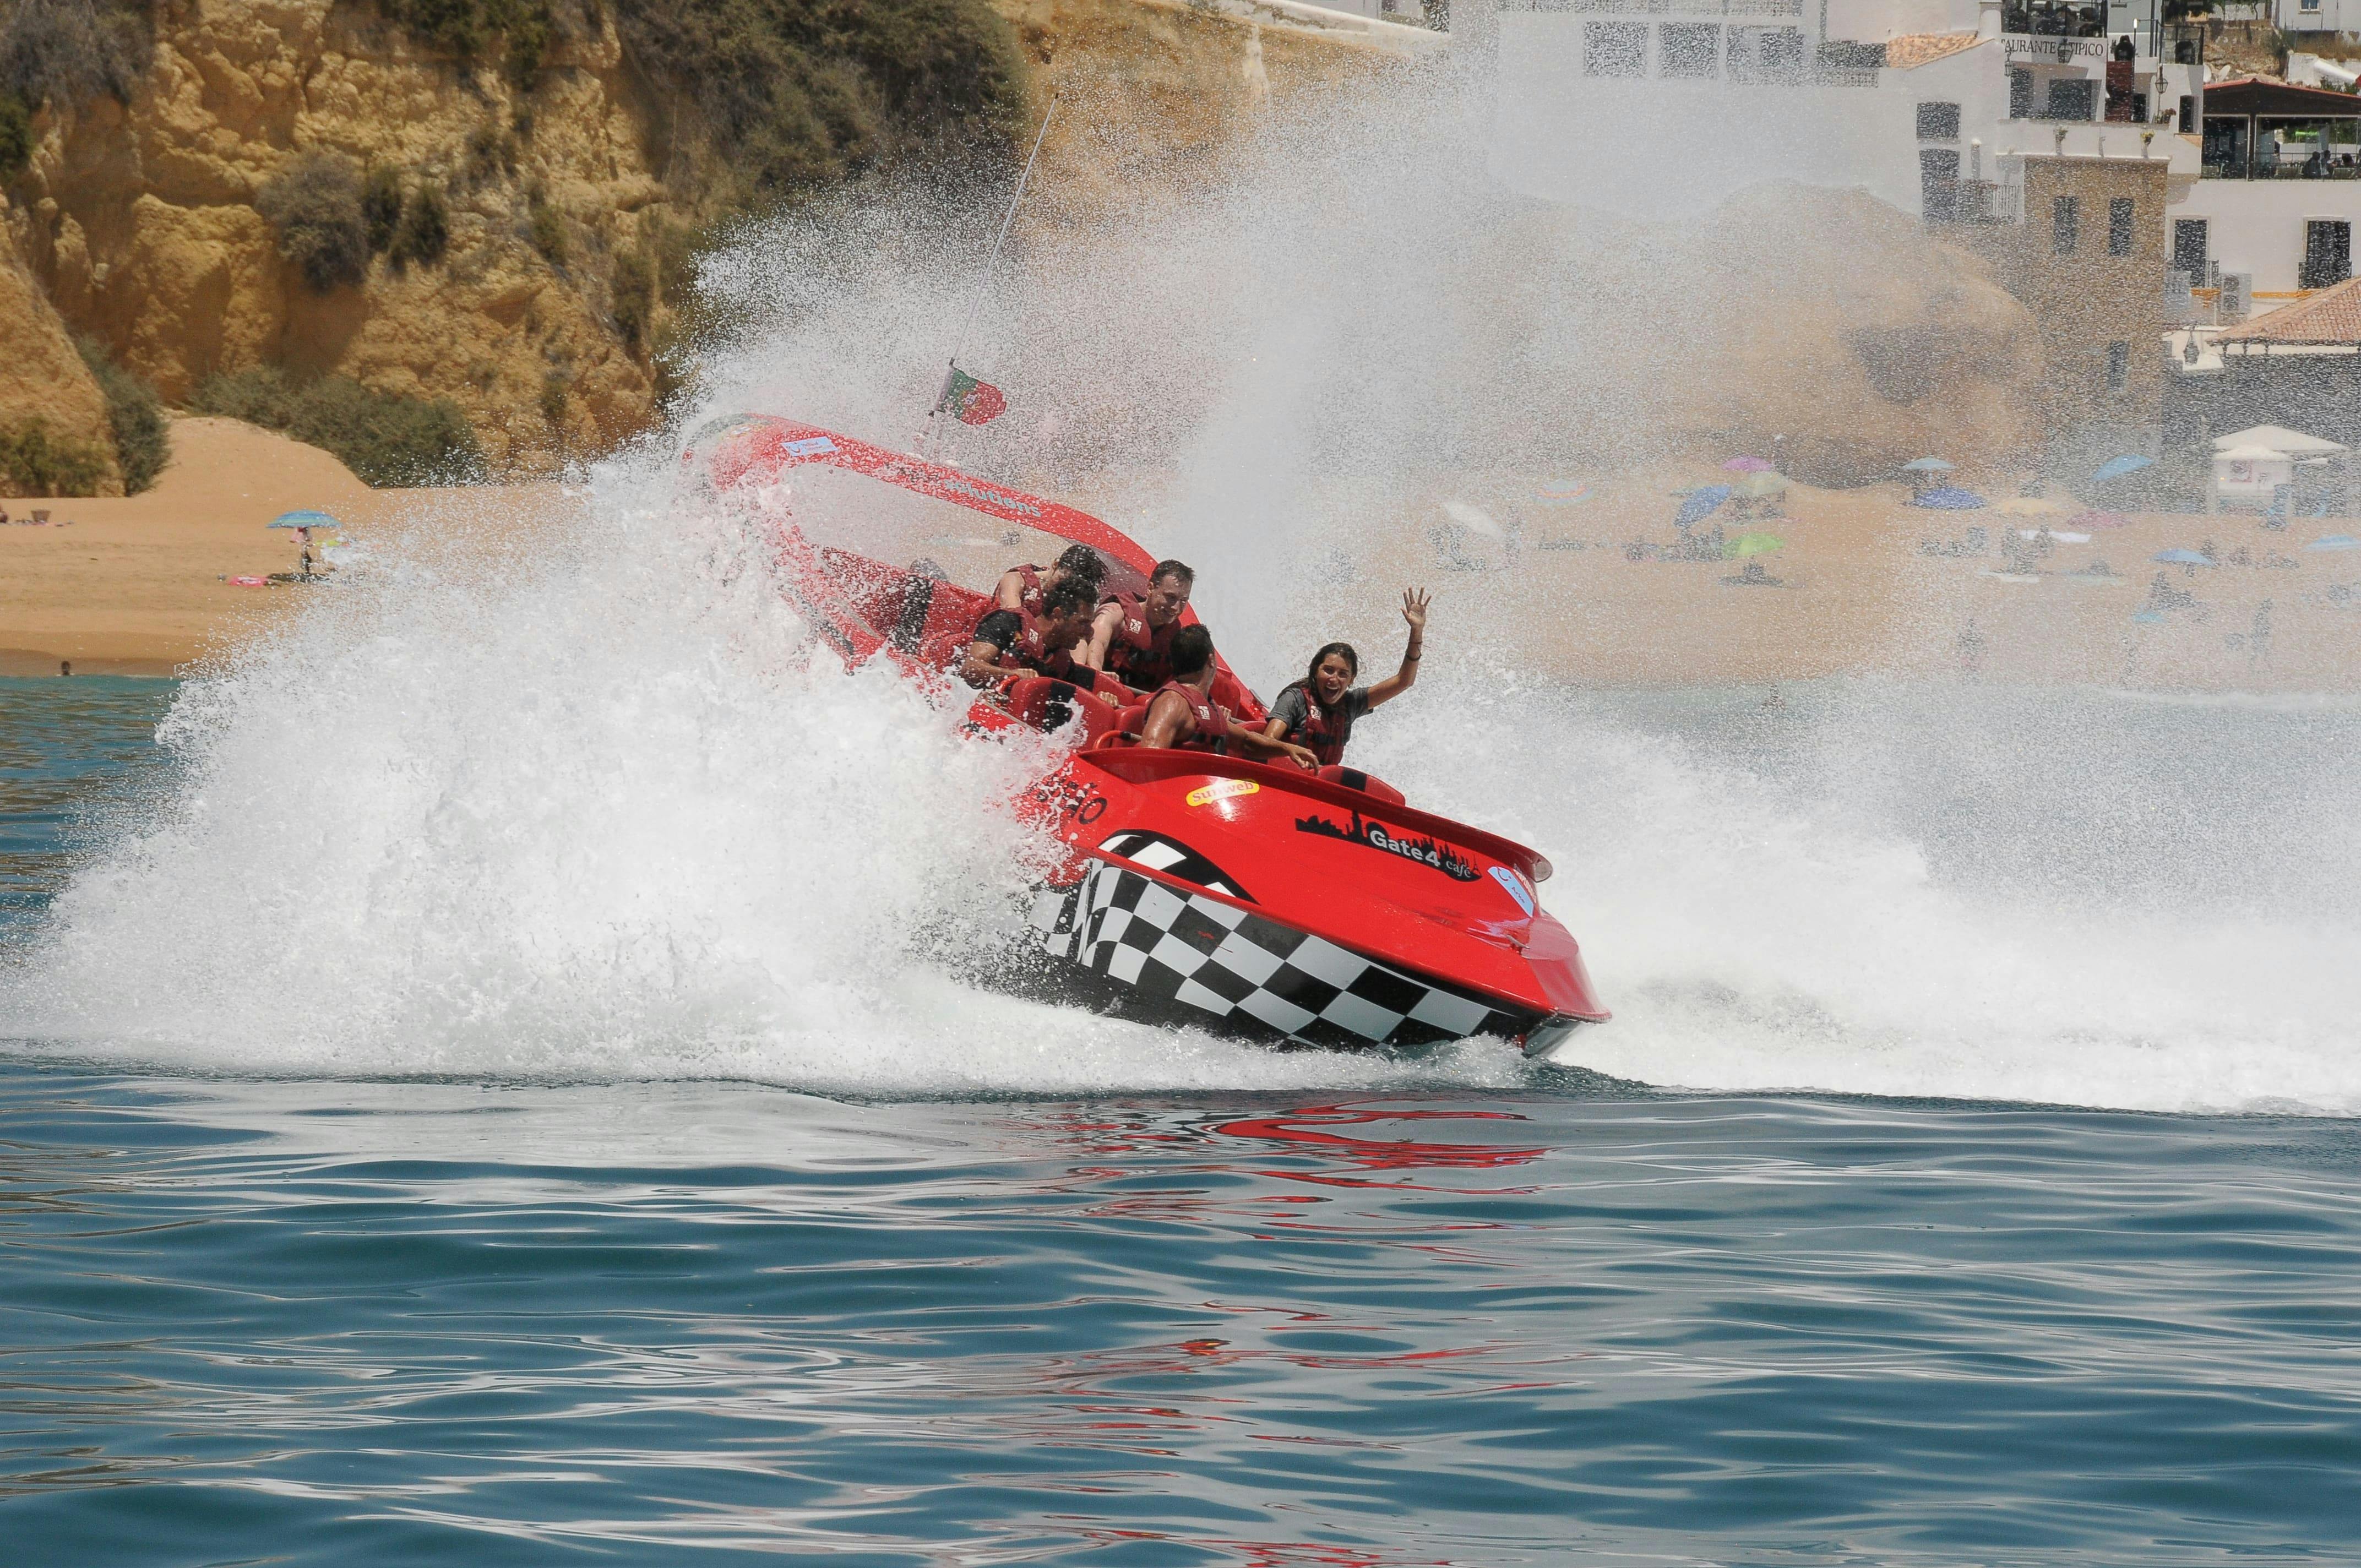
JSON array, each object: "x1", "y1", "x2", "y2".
[{"x1": 922, "y1": 89, "x2": 1060, "y2": 458}]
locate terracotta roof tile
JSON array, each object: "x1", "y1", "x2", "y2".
[
  {"x1": 1886, "y1": 32, "x2": 1982, "y2": 70},
  {"x1": 2219, "y1": 276, "x2": 2361, "y2": 344}
]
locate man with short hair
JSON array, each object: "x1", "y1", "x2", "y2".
[
  {"x1": 1087, "y1": 558, "x2": 1194, "y2": 691},
  {"x1": 960, "y1": 576, "x2": 1113, "y2": 695},
  {"x1": 995, "y1": 543, "x2": 1106, "y2": 617},
  {"x1": 1132, "y1": 624, "x2": 1316, "y2": 769}
]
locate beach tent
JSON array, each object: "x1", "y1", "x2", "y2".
[
  {"x1": 1911, "y1": 486, "x2": 1985, "y2": 509},
  {"x1": 2211, "y1": 424, "x2": 2349, "y2": 457},
  {"x1": 2213, "y1": 443, "x2": 2295, "y2": 507},
  {"x1": 2091, "y1": 454, "x2": 2157, "y2": 484},
  {"x1": 2306, "y1": 533, "x2": 2361, "y2": 550},
  {"x1": 1901, "y1": 456, "x2": 1954, "y2": 472}
]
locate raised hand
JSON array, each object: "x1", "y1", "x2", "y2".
[{"x1": 1401, "y1": 587, "x2": 1430, "y2": 632}]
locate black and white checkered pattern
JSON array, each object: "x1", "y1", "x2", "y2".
[{"x1": 1029, "y1": 860, "x2": 1539, "y2": 1049}]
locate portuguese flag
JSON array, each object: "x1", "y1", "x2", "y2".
[{"x1": 940, "y1": 367, "x2": 1008, "y2": 426}]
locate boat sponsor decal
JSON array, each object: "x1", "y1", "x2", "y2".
[
  {"x1": 1295, "y1": 808, "x2": 1480, "y2": 883},
  {"x1": 1488, "y1": 864, "x2": 1537, "y2": 916},
  {"x1": 1185, "y1": 779, "x2": 1260, "y2": 808},
  {"x1": 783, "y1": 435, "x2": 838, "y2": 457}
]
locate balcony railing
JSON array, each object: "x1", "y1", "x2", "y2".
[{"x1": 2001, "y1": 1, "x2": 2106, "y2": 37}]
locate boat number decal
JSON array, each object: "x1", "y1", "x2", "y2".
[
  {"x1": 1488, "y1": 864, "x2": 1537, "y2": 916},
  {"x1": 1185, "y1": 779, "x2": 1260, "y2": 808},
  {"x1": 1295, "y1": 808, "x2": 1479, "y2": 883},
  {"x1": 1075, "y1": 796, "x2": 1107, "y2": 826},
  {"x1": 784, "y1": 435, "x2": 838, "y2": 456}
]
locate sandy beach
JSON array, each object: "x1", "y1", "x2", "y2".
[
  {"x1": 6, "y1": 421, "x2": 2355, "y2": 690},
  {"x1": 0, "y1": 417, "x2": 579, "y2": 677}
]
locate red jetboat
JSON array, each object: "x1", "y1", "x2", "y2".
[{"x1": 688, "y1": 413, "x2": 1609, "y2": 1054}]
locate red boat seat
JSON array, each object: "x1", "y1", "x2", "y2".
[
  {"x1": 1317, "y1": 765, "x2": 1406, "y2": 806},
  {"x1": 1003, "y1": 676, "x2": 1125, "y2": 744}
]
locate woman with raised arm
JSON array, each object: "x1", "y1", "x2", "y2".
[{"x1": 1262, "y1": 588, "x2": 1429, "y2": 768}]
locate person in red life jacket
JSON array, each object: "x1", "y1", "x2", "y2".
[
  {"x1": 1130, "y1": 625, "x2": 1318, "y2": 768},
  {"x1": 1261, "y1": 587, "x2": 1430, "y2": 766},
  {"x1": 959, "y1": 578, "x2": 1118, "y2": 700},
  {"x1": 1086, "y1": 558, "x2": 1194, "y2": 691},
  {"x1": 994, "y1": 543, "x2": 1106, "y2": 617}
]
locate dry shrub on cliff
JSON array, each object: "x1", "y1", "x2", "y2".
[
  {"x1": 361, "y1": 165, "x2": 404, "y2": 253},
  {"x1": 391, "y1": 181, "x2": 450, "y2": 267},
  {"x1": 608, "y1": 0, "x2": 1026, "y2": 207},
  {"x1": 0, "y1": 417, "x2": 107, "y2": 496},
  {"x1": 258, "y1": 153, "x2": 372, "y2": 293},
  {"x1": 0, "y1": 0, "x2": 153, "y2": 111},
  {"x1": 191, "y1": 368, "x2": 486, "y2": 487},
  {"x1": 74, "y1": 333, "x2": 165, "y2": 494}
]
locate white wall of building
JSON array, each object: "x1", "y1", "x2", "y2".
[
  {"x1": 2173, "y1": 179, "x2": 2361, "y2": 293},
  {"x1": 2277, "y1": 0, "x2": 2361, "y2": 35}
]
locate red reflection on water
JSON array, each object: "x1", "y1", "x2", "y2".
[
  {"x1": 1078, "y1": 1528, "x2": 1448, "y2": 1567},
  {"x1": 1208, "y1": 1103, "x2": 1547, "y2": 1190}
]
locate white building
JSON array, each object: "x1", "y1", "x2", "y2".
[{"x1": 1483, "y1": 1, "x2": 2361, "y2": 306}]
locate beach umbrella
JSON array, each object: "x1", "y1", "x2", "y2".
[
  {"x1": 1535, "y1": 480, "x2": 1590, "y2": 505},
  {"x1": 1674, "y1": 487, "x2": 1731, "y2": 527},
  {"x1": 2068, "y1": 510, "x2": 2131, "y2": 529},
  {"x1": 1997, "y1": 496, "x2": 2070, "y2": 516},
  {"x1": 1911, "y1": 486, "x2": 1986, "y2": 509},
  {"x1": 270, "y1": 509, "x2": 340, "y2": 530},
  {"x1": 2306, "y1": 533, "x2": 2361, "y2": 551},
  {"x1": 1441, "y1": 500, "x2": 1506, "y2": 540},
  {"x1": 2091, "y1": 454, "x2": 2156, "y2": 484},
  {"x1": 2153, "y1": 548, "x2": 2215, "y2": 565},
  {"x1": 1902, "y1": 456, "x2": 1954, "y2": 473},
  {"x1": 1722, "y1": 456, "x2": 1776, "y2": 473},
  {"x1": 1724, "y1": 531, "x2": 1785, "y2": 557}
]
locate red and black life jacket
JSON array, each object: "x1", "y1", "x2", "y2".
[
  {"x1": 1282, "y1": 684, "x2": 1353, "y2": 767},
  {"x1": 1100, "y1": 590, "x2": 1180, "y2": 689},
  {"x1": 1009, "y1": 563, "x2": 1046, "y2": 614},
  {"x1": 1118, "y1": 679, "x2": 1231, "y2": 752},
  {"x1": 1009, "y1": 607, "x2": 1094, "y2": 685}
]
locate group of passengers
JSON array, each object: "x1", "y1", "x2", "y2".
[{"x1": 959, "y1": 542, "x2": 1429, "y2": 770}]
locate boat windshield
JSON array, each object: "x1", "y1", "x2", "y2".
[{"x1": 769, "y1": 461, "x2": 1151, "y2": 606}]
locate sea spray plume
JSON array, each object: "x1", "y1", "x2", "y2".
[{"x1": 1343, "y1": 666, "x2": 2361, "y2": 1115}]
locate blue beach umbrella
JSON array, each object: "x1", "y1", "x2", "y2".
[
  {"x1": 2306, "y1": 533, "x2": 2361, "y2": 551},
  {"x1": 1674, "y1": 486, "x2": 1731, "y2": 527},
  {"x1": 270, "y1": 509, "x2": 341, "y2": 530},
  {"x1": 2153, "y1": 548, "x2": 2215, "y2": 565},
  {"x1": 1911, "y1": 486, "x2": 1986, "y2": 509},
  {"x1": 2092, "y1": 454, "x2": 2156, "y2": 484}
]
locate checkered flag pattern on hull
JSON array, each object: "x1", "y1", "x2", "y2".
[{"x1": 1029, "y1": 860, "x2": 1540, "y2": 1049}]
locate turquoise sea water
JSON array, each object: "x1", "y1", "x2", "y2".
[{"x1": 6, "y1": 678, "x2": 2361, "y2": 1565}]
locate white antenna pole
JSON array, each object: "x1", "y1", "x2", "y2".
[{"x1": 922, "y1": 91, "x2": 1060, "y2": 458}]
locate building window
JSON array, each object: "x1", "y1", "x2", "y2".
[
  {"x1": 1917, "y1": 102, "x2": 1962, "y2": 140},
  {"x1": 2009, "y1": 68, "x2": 2033, "y2": 119},
  {"x1": 1728, "y1": 25, "x2": 1804, "y2": 81},
  {"x1": 1660, "y1": 24, "x2": 1720, "y2": 78},
  {"x1": 2179, "y1": 95, "x2": 2196, "y2": 133},
  {"x1": 2303, "y1": 0, "x2": 2321, "y2": 12},
  {"x1": 2047, "y1": 78, "x2": 2097, "y2": 121},
  {"x1": 2106, "y1": 342, "x2": 2130, "y2": 392},
  {"x1": 2304, "y1": 219, "x2": 2352, "y2": 288},
  {"x1": 1921, "y1": 149, "x2": 1962, "y2": 220},
  {"x1": 2054, "y1": 195, "x2": 2080, "y2": 255},
  {"x1": 1585, "y1": 21, "x2": 1646, "y2": 78},
  {"x1": 2172, "y1": 218, "x2": 2209, "y2": 282},
  {"x1": 2108, "y1": 197, "x2": 2135, "y2": 255}
]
